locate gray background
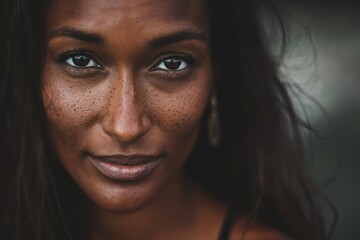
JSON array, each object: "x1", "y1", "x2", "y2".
[{"x1": 278, "y1": 1, "x2": 360, "y2": 239}]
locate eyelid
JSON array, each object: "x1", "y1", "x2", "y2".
[
  {"x1": 56, "y1": 49, "x2": 103, "y2": 69},
  {"x1": 150, "y1": 52, "x2": 197, "y2": 70}
]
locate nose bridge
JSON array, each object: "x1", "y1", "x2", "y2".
[
  {"x1": 115, "y1": 72, "x2": 136, "y2": 115},
  {"x1": 103, "y1": 71, "x2": 148, "y2": 143}
]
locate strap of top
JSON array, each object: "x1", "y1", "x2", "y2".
[{"x1": 218, "y1": 206, "x2": 236, "y2": 240}]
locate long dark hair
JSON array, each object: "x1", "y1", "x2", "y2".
[{"x1": 0, "y1": 0, "x2": 329, "y2": 239}]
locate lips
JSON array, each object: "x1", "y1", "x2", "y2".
[{"x1": 89, "y1": 154, "x2": 162, "y2": 182}]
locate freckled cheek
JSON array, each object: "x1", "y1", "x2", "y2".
[
  {"x1": 41, "y1": 78, "x2": 106, "y2": 137},
  {"x1": 148, "y1": 81, "x2": 211, "y2": 134}
]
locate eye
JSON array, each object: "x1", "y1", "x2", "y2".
[
  {"x1": 65, "y1": 54, "x2": 100, "y2": 68},
  {"x1": 149, "y1": 53, "x2": 198, "y2": 80},
  {"x1": 156, "y1": 58, "x2": 189, "y2": 71}
]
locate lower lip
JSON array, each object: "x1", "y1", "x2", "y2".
[{"x1": 89, "y1": 156, "x2": 161, "y2": 182}]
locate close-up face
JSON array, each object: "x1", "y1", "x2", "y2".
[{"x1": 42, "y1": 0, "x2": 212, "y2": 212}]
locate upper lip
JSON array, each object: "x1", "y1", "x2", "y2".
[{"x1": 89, "y1": 154, "x2": 161, "y2": 165}]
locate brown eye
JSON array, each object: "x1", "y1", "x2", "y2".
[
  {"x1": 157, "y1": 58, "x2": 188, "y2": 71},
  {"x1": 73, "y1": 55, "x2": 90, "y2": 66},
  {"x1": 65, "y1": 54, "x2": 100, "y2": 68},
  {"x1": 164, "y1": 59, "x2": 181, "y2": 70}
]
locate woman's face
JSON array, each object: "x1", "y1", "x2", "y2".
[{"x1": 42, "y1": 0, "x2": 212, "y2": 211}]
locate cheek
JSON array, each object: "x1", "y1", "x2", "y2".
[
  {"x1": 41, "y1": 70, "x2": 106, "y2": 144},
  {"x1": 147, "y1": 77, "x2": 211, "y2": 136}
]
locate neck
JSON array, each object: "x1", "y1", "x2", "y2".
[{"x1": 87, "y1": 174, "x2": 197, "y2": 240}]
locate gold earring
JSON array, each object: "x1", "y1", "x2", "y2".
[{"x1": 208, "y1": 89, "x2": 221, "y2": 147}]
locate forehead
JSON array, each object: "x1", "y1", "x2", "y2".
[{"x1": 46, "y1": 0, "x2": 209, "y2": 36}]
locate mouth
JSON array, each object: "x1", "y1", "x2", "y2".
[{"x1": 88, "y1": 154, "x2": 162, "y2": 182}]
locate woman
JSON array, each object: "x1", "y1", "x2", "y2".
[{"x1": 0, "y1": 0, "x2": 327, "y2": 239}]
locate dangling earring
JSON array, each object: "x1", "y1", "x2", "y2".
[{"x1": 208, "y1": 89, "x2": 221, "y2": 147}]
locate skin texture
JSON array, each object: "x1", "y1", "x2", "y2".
[
  {"x1": 43, "y1": 0, "x2": 211, "y2": 210},
  {"x1": 42, "y1": 0, "x2": 289, "y2": 239},
  {"x1": 42, "y1": 0, "x2": 217, "y2": 238}
]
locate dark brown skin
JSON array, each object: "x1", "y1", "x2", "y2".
[{"x1": 42, "y1": 0, "x2": 289, "y2": 239}]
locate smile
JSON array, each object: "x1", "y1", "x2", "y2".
[{"x1": 89, "y1": 154, "x2": 162, "y2": 182}]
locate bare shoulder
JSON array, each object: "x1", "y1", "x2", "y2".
[{"x1": 230, "y1": 216, "x2": 291, "y2": 240}]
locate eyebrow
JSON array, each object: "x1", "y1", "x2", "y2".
[
  {"x1": 148, "y1": 30, "x2": 208, "y2": 47},
  {"x1": 48, "y1": 27, "x2": 104, "y2": 45},
  {"x1": 48, "y1": 27, "x2": 208, "y2": 47}
]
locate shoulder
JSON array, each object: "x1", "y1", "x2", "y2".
[{"x1": 229, "y1": 216, "x2": 291, "y2": 240}]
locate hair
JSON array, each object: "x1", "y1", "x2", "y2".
[{"x1": 0, "y1": 0, "x2": 330, "y2": 239}]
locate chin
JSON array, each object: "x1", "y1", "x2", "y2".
[{"x1": 92, "y1": 194, "x2": 155, "y2": 213}]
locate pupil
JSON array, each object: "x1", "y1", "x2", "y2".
[
  {"x1": 73, "y1": 55, "x2": 90, "y2": 66},
  {"x1": 164, "y1": 59, "x2": 181, "y2": 70}
]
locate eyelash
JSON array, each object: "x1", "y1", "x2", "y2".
[
  {"x1": 151, "y1": 52, "x2": 197, "y2": 72},
  {"x1": 55, "y1": 49, "x2": 103, "y2": 77},
  {"x1": 56, "y1": 49, "x2": 197, "y2": 77}
]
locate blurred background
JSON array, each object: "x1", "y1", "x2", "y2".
[{"x1": 276, "y1": 0, "x2": 360, "y2": 239}]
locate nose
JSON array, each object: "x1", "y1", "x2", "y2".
[{"x1": 101, "y1": 74, "x2": 150, "y2": 144}]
